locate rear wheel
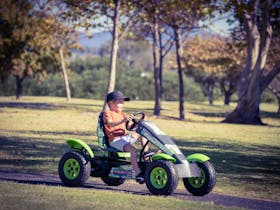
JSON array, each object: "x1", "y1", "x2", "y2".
[
  {"x1": 58, "y1": 151, "x2": 91, "y2": 187},
  {"x1": 145, "y1": 160, "x2": 178, "y2": 195},
  {"x1": 183, "y1": 161, "x2": 216, "y2": 196}
]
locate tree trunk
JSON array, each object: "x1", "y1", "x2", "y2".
[
  {"x1": 15, "y1": 76, "x2": 23, "y2": 100},
  {"x1": 59, "y1": 47, "x2": 71, "y2": 102},
  {"x1": 224, "y1": 93, "x2": 231, "y2": 106},
  {"x1": 208, "y1": 88, "x2": 213, "y2": 105},
  {"x1": 159, "y1": 32, "x2": 164, "y2": 104},
  {"x1": 152, "y1": 12, "x2": 161, "y2": 116},
  {"x1": 224, "y1": 90, "x2": 263, "y2": 124},
  {"x1": 220, "y1": 79, "x2": 235, "y2": 105},
  {"x1": 223, "y1": 40, "x2": 264, "y2": 124},
  {"x1": 267, "y1": 73, "x2": 280, "y2": 114},
  {"x1": 103, "y1": 0, "x2": 120, "y2": 110},
  {"x1": 203, "y1": 77, "x2": 215, "y2": 105},
  {"x1": 277, "y1": 97, "x2": 280, "y2": 114},
  {"x1": 174, "y1": 26, "x2": 184, "y2": 120},
  {"x1": 223, "y1": 0, "x2": 274, "y2": 125}
]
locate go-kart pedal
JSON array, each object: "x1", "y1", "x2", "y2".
[{"x1": 136, "y1": 172, "x2": 145, "y2": 184}]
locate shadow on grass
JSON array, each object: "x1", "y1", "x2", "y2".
[
  {"x1": 0, "y1": 135, "x2": 67, "y2": 171},
  {"x1": 0, "y1": 126, "x2": 98, "y2": 166},
  {"x1": 0, "y1": 131, "x2": 96, "y2": 174},
  {"x1": 189, "y1": 112, "x2": 230, "y2": 118},
  {"x1": 0, "y1": 129, "x2": 94, "y2": 137},
  {"x1": 0, "y1": 102, "x2": 102, "y2": 112},
  {"x1": 260, "y1": 110, "x2": 280, "y2": 119},
  {"x1": 175, "y1": 138, "x2": 280, "y2": 185},
  {"x1": 190, "y1": 110, "x2": 279, "y2": 120},
  {"x1": 0, "y1": 102, "x2": 65, "y2": 110}
]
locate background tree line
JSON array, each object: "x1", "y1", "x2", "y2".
[
  {"x1": 0, "y1": 54, "x2": 207, "y2": 102},
  {"x1": 1, "y1": 38, "x2": 276, "y2": 104}
]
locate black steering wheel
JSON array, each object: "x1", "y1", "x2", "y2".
[{"x1": 126, "y1": 112, "x2": 145, "y2": 131}]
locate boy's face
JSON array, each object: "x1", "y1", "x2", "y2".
[{"x1": 108, "y1": 99, "x2": 125, "y2": 112}]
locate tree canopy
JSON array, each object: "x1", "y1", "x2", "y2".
[
  {"x1": 0, "y1": 0, "x2": 80, "y2": 99},
  {"x1": 183, "y1": 35, "x2": 244, "y2": 105}
]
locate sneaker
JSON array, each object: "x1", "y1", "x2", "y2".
[
  {"x1": 143, "y1": 151, "x2": 155, "y2": 161},
  {"x1": 136, "y1": 173, "x2": 145, "y2": 184},
  {"x1": 144, "y1": 151, "x2": 155, "y2": 157}
]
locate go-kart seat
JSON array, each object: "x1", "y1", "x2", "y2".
[{"x1": 97, "y1": 112, "x2": 130, "y2": 159}]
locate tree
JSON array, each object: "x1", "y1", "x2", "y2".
[
  {"x1": 63, "y1": 0, "x2": 150, "y2": 109},
  {"x1": 102, "y1": 0, "x2": 150, "y2": 108},
  {"x1": 128, "y1": 0, "x2": 168, "y2": 115},
  {"x1": 222, "y1": 0, "x2": 280, "y2": 124},
  {"x1": 0, "y1": 0, "x2": 32, "y2": 98},
  {"x1": 152, "y1": 7, "x2": 162, "y2": 115},
  {"x1": 265, "y1": 13, "x2": 280, "y2": 113},
  {"x1": 0, "y1": 0, "x2": 54, "y2": 99},
  {"x1": 183, "y1": 35, "x2": 244, "y2": 105},
  {"x1": 157, "y1": 0, "x2": 214, "y2": 119},
  {"x1": 0, "y1": 0, "x2": 78, "y2": 100}
]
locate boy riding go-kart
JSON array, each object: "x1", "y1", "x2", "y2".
[{"x1": 58, "y1": 94, "x2": 216, "y2": 196}]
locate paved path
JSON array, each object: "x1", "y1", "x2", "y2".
[{"x1": 0, "y1": 170, "x2": 279, "y2": 210}]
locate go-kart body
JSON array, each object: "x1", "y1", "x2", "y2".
[{"x1": 58, "y1": 112, "x2": 216, "y2": 196}]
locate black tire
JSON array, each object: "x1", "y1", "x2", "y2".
[
  {"x1": 183, "y1": 161, "x2": 216, "y2": 196},
  {"x1": 58, "y1": 151, "x2": 91, "y2": 187},
  {"x1": 145, "y1": 160, "x2": 178, "y2": 195},
  {"x1": 101, "y1": 177, "x2": 126, "y2": 186}
]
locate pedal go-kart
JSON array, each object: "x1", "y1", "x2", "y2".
[{"x1": 58, "y1": 112, "x2": 216, "y2": 196}]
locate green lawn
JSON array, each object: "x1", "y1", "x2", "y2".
[
  {"x1": 0, "y1": 181, "x2": 241, "y2": 210},
  {"x1": 0, "y1": 96, "x2": 279, "y2": 204}
]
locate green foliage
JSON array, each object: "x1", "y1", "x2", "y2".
[
  {"x1": 0, "y1": 0, "x2": 80, "y2": 99},
  {"x1": 0, "y1": 75, "x2": 15, "y2": 96},
  {"x1": 1, "y1": 57, "x2": 206, "y2": 102},
  {"x1": 162, "y1": 71, "x2": 205, "y2": 101},
  {"x1": 1, "y1": 56, "x2": 276, "y2": 104},
  {"x1": 261, "y1": 89, "x2": 278, "y2": 103}
]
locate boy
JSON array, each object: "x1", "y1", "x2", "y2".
[{"x1": 103, "y1": 91, "x2": 148, "y2": 183}]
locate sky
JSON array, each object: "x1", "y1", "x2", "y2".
[{"x1": 77, "y1": 13, "x2": 235, "y2": 48}]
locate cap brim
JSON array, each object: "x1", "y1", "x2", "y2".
[{"x1": 108, "y1": 97, "x2": 130, "y2": 102}]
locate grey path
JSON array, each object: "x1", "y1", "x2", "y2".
[{"x1": 0, "y1": 170, "x2": 279, "y2": 210}]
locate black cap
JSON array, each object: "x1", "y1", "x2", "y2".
[{"x1": 106, "y1": 91, "x2": 130, "y2": 102}]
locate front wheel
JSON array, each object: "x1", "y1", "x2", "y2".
[
  {"x1": 58, "y1": 151, "x2": 91, "y2": 187},
  {"x1": 145, "y1": 160, "x2": 178, "y2": 195},
  {"x1": 183, "y1": 161, "x2": 216, "y2": 196}
]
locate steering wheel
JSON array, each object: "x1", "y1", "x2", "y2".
[{"x1": 126, "y1": 112, "x2": 145, "y2": 131}]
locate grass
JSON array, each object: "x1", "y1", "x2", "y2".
[
  {"x1": 0, "y1": 181, "x2": 241, "y2": 210},
  {"x1": 0, "y1": 96, "x2": 279, "y2": 205}
]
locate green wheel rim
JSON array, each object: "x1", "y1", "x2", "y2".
[
  {"x1": 188, "y1": 169, "x2": 206, "y2": 188},
  {"x1": 63, "y1": 158, "x2": 80, "y2": 180},
  {"x1": 150, "y1": 167, "x2": 168, "y2": 189}
]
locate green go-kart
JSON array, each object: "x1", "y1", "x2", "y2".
[{"x1": 58, "y1": 112, "x2": 216, "y2": 196}]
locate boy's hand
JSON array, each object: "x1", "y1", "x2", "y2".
[{"x1": 126, "y1": 114, "x2": 134, "y2": 122}]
